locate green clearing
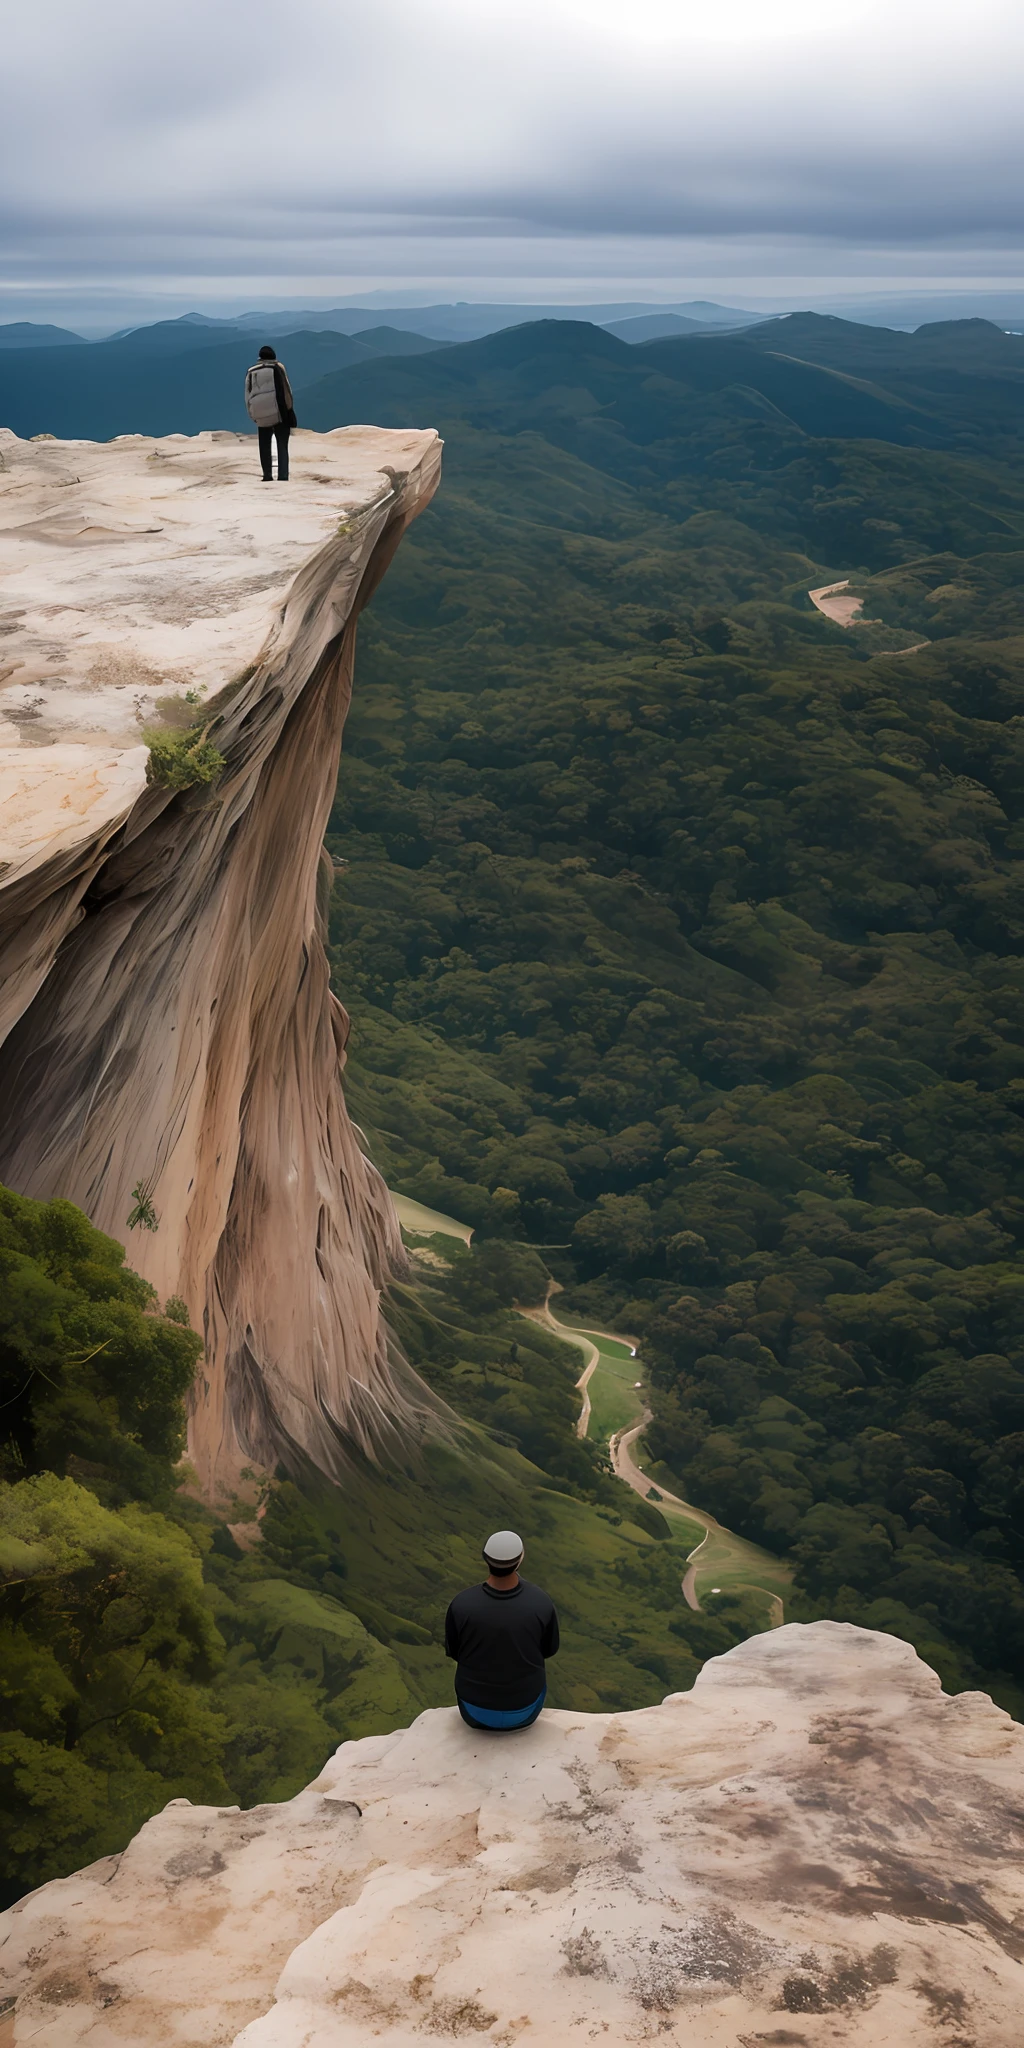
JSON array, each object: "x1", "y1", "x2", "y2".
[
  {"x1": 657, "y1": 1497, "x2": 791, "y2": 1615},
  {"x1": 571, "y1": 1325, "x2": 646, "y2": 1442},
  {"x1": 586, "y1": 1346, "x2": 645, "y2": 1443}
]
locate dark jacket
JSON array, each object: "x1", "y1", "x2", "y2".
[
  {"x1": 272, "y1": 362, "x2": 297, "y2": 429},
  {"x1": 444, "y1": 1578, "x2": 559, "y2": 1709}
]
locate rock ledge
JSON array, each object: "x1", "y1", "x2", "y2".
[{"x1": 1, "y1": 1622, "x2": 1021, "y2": 2045}]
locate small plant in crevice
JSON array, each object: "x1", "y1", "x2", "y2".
[
  {"x1": 145, "y1": 724, "x2": 227, "y2": 792},
  {"x1": 127, "y1": 1181, "x2": 159, "y2": 1232}
]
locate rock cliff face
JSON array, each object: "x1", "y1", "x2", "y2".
[
  {"x1": 1, "y1": 1623, "x2": 1021, "y2": 2046},
  {"x1": 0, "y1": 426, "x2": 441, "y2": 1500}
]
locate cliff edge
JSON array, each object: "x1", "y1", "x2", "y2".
[
  {"x1": 1, "y1": 1622, "x2": 1021, "y2": 2045},
  {"x1": 0, "y1": 425, "x2": 441, "y2": 1500}
]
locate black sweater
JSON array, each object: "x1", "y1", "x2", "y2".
[{"x1": 444, "y1": 1578, "x2": 559, "y2": 1708}]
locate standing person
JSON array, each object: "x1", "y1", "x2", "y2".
[
  {"x1": 445, "y1": 1530, "x2": 559, "y2": 1731},
  {"x1": 244, "y1": 344, "x2": 297, "y2": 481}
]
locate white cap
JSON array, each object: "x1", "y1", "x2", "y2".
[{"x1": 483, "y1": 1529, "x2": 524, "y2": 1567}]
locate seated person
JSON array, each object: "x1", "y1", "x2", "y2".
[{"x1": 445, "y1": 1529, "x2": 559, "y2": 1731}]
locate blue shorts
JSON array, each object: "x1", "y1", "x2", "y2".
[{"x1": 457, "y1": 1689, "x2": 546, "y2": 1731}]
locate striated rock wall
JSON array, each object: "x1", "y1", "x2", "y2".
[
  {"x1": 0, "y1": 426, "x2": 441, "y2": 1500},
  {"x1": 1, "y1": 1623, "x2": 1021, "y2": 2045}
]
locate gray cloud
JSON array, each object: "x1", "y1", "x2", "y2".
[{"x1": 2, "y1": 0, "x2": 1023, "y2": 320}]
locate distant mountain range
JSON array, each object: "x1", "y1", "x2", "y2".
[
  {"x1": 0, "y1": 323, "x2": 441, "y2": 440},
  {"x1": 6, "y1": 288, "x2": 1024, "y2": 353},
  {"x1": 129, "y1": 299, "x2": 764, "y2": 344},
  {"x1": 3, "y1": 306, "x2": 1023, "y2": 446},
  {"x1": 0, "y1": 321, "x2": 86, "y2": 349},
  {"x1": 602, "y1": 313, "x2": 720, "y2": 342},
  {"x1": 295, "y1": 311, "x2": 1024, "y2": 458},
  {"x1": 0, "y1": 299, "x2": 762, "y2": 354},
  {"x1": 811, "y1": 290, "x2": 1024, "y2": 332}
]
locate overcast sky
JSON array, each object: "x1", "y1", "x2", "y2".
[{"x1": 4, "y1": 0, "x2": 1023, "y2": 323}]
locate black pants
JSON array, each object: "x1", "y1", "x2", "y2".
[{"x1": 258, "y1": 424, "x2": 290, "y2": 479}]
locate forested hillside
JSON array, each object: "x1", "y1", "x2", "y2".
[
  {"x1": 2, "y1": 1186, "x2": 754, "y2": 1905},
  {"x1": 313, "y1": 316, "x2": 1024, "y2": 1714}
]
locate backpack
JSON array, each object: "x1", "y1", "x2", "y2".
[{"x1": 245, "y1": 363, "x2": 281, "y2": 426}]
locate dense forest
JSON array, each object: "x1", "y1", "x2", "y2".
[{"x1": 309, "y1": 314, "x2": 1024, "y2": 1715}]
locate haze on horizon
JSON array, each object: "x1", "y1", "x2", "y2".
[{"x1": 3, "y1": 0, "x2": 1023, "y2": 329}]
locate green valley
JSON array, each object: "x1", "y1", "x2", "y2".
[{"x1": 315, "y1": 314, "x2": 1024, "y2": 1719}]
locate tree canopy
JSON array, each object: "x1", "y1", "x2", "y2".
[{"x1": 321, "y1": 317, "x2": 1024, "y2": 1715}]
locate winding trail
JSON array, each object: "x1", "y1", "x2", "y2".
[
  {"x1": 573, "y1": 1345, "x2": 599, "y2": 1439},
  {"x1": 520, "y1": 1291, "x2": 622, "y2": 1441},
  {"x1": 393, "y1": 1193, "x2": 790, "y2": 1633},
  {"x1": 523, "y1": 1293, "x2": 789, "y2": 1628},
  {"x1": 612, "y1": 1413, "x2": 786, "y2": 1626}
]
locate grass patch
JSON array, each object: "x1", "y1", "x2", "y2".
[
  {"x1": 587, "y1": 1357, "x2": 645, "y2": 1441},
  {"x1": 145, "y1": 724, "x2": 226, "y2": 792},
  {"x1": 548, "y1": 1316, "x2": 645, "y2": 1444}
]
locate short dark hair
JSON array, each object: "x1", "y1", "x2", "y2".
[{"x1": 258, "y1": 344, "x2": 277, "y2": 361}]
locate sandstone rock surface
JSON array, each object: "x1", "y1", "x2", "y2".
[
  {"x1": 0, "y1": 426, "x2": 441, "y2": 1499},
  {"x1": 1, "y1": 1623, "x2": 1021, "y2": 2046}
]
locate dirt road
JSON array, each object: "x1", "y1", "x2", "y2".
[
  {"x1": 516, "y1": 1296, "x2": 788, "y2": 1625},
  {"x1": 613, "y1": 1413, "x2": 786, "y2": 1626},
  {"x1": 520, "y1": 1296, "x2": 607, "y2": 1440},
  {"x1": 808, "y1": 578, "x2": 864, "y2": 626}
]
